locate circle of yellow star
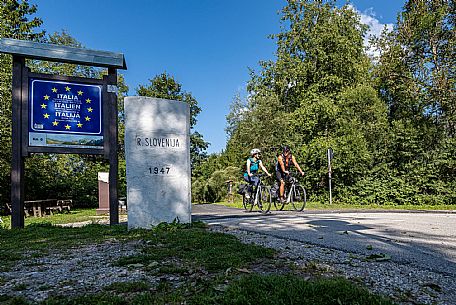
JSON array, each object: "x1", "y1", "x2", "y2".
[
  {"x1": 52, "y1": 120, "x2": 59, "y2": 126},
  {"x1": 85, "y1": 98, "x2": 91, "y2": 103},
  {"x1": 77, "y1": 90, "x2": 83, "y2": 96},
  {"x1": 43, "y1": 113, "x2": 50, "y2": 119},
  {"x1": 65, "y1": 124, "x2": 71, "y2": 130},
  {"x1": 77, "y1": 122, "x2": 83, "y2": 128},
  {"x1": 52, "y1": 88, "x2": 58, "y2": 93},
  {"x1": 85, "y1": 116, "x2": 91, "y2": 122},
  {"x1": 44, "y1": 95, "x2": 50, "y2": 100},
  {"x1": 65, "y1": 86, "x2": 71, "y2": 92},
  {"x1": 87, "y1": 107, "x2": 93, "y2": 113},
  {"x1": 41, "y1": 103, "x2": 47, "y2": 109}
]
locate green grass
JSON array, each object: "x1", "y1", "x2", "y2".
[
  {"x1": 0, "y1": 209, "x2": 101, "y2": 229},
  {"x1": 305, "y1": 201, "x2": 455, "y2": 211},
  {"x1": 215, "y1": 199, "x2": 455, "y2": 211},
  {"x1": 30, "y1": 275, "x2": 397, "y2": 305},
  {"x1": 115, "y1": 222, "x2": 275, "y2": 272},
  {"x1": 103, "y1": 281, "x2": 151, "y2": 293},
  {"x1": 12, "y1": 283, "x2": 27, "y2": 291},
  {"x1": 206, "y1": 274, "x2": 396, "y2": 305}
]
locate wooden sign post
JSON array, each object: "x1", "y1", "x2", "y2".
[{"x1": 0, "y1": 38, "x2": 127, "y2": 228}]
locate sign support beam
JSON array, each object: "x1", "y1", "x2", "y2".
[
  {"x1": 107, "y1": 68, "x2": 119, "y2": 225},
  {"x1": 11, "y1": 56, "x2": 25, "y2": 228}
]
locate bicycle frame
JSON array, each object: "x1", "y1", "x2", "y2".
[
  {"x1": 244, "y1": 174, "x2": 272, "y2": 213},
  {"x1": 281, "y1": 175, "x2": 297, "y2": 202},
  {"x1": 273, "y1": 172, "x2": 306, "y2": 212},
  {"x1": 251, "y1": 177, "x2": 264, "y2": 206}
]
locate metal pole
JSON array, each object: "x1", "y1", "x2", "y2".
[{"x1": 327, "y1": 148, "x2": 332, "y2": 205}]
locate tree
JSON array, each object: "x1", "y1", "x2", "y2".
[
  {"x1": 0, "y1": 0, "x2": 44, "y2": 212},
  {"x1": 136, "y1": 73, "x2": 209, "y2": 167},
  {"x1": 224, "y1": 0, "x2": 387, "y2": 199},
  {"x1": 29, "y1": 31, "x2": 101, "y2": 78},
  {"x1": 371, "y1": 0, "x2": 456, "y2": 205}
]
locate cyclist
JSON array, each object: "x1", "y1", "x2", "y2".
[
  {"x1": 275, "y1": 146, "x2": 304, "y2": 203},
  {"x1": 244, "y1": 148, "x2": 272, "y2": 197}
]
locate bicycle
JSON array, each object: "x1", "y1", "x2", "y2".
[
  {"x1": 271, "y1": 172, "x2": 307, "y2": 211},
  {"x1": 242, "y1": 174, "x2": 272, "y2": 214}
]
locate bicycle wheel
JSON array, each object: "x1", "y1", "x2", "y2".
[
  {"x1": 248, "y1": 190, "x2": 256, "y2": 212},
  {"x1": 258, "y1": 186, "x2": 271, "y2": 214},
  {"x1": 291, "y1": 185, "x2": 307, "y2": 211},
  {"x1": 273, "y1": 187, "x2": 286, "y2": 211},
  {"x1": 273, "y1": 197, "x2": 286, "y2": 211},
  {"x1": 242, "y1": 194, "x2": 249, "y2": 210}
]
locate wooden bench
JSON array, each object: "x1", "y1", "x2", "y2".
[
  {"x1": 25, "y1": 199, "x2": 57, "y2": 217},
  {"x1": 57, "y1": 199, "x2": 72, "y2": 213},
  {"x1": 118, "y1": 197, "x2": 127, "y2": 213},
  {"x1": 5, "y1": 200, "x2": 72, "y2": 217}
]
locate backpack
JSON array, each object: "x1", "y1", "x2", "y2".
[
  {"x1": 275, "y1": 153, "x2": 293, "y2": 171},
  {"x1": 243, "y1": 157, "x2": 261, "y2": 177}
]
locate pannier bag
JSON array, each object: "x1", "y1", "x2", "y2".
[
  {"x1": 270, "y1": 182, "x2": 279, "y2": 198},
  {"x1": 237, "y1": 184, "x2": 248, "y2": 195}
]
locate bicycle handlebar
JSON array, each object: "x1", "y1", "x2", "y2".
[{"x1": 250, "y1": 173, "x2": 266, "y2": 177}]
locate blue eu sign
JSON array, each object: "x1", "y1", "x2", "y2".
[{"x1": 28, "y1": 79, "x2": 104, "y2": 148}]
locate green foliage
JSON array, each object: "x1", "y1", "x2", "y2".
[
  {"x1": 24, "y1": 154, "x2": 109, "y2": 207},
  {"x1": 209, "y1": 0, "x2": 455, "y2": 206},
  {"x1": 0, "y1": 0, "x2": 45, "y2": 213},
  {"x1": 192, "y1": 161, "x2": 241, "y2": 203},
  {"x1": 220, "y1": 0, "x2": 387, "y2": 203},
  {"x1": 0, "y1": 0, "x2": 44, "y2": 41}
]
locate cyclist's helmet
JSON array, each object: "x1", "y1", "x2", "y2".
[
  {"x1": 282, "y1": 145, "x2": 291, "y2": 154},
  {"x1": 250, "y1": 148, "x2": 261, "y2": 156}
]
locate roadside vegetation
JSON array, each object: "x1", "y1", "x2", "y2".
[
  {"x1": 215, "y1": 199, "x2": 456, "y2": 212},
  {"x1": 0, "y1": 220, "x2": 396, "y2": 305},
  {"x1": 191, "y1": 0, "x2": 455, "y2": 208}
]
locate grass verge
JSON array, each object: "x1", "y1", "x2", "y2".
[{"x1": 214, "y1": 200, "x2": 455, "y2": 212}]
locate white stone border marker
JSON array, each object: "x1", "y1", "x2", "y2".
[{"x1": 125, "y1": 97, "x2": 191, "y2": 229}]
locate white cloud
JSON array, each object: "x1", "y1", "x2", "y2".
[{"x1": 347, "y1": 4, "x2": 394, "y2": 58}]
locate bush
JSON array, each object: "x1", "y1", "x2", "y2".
[{"x1": 192, "y1": 166, "x2": 242, "y2": 203}]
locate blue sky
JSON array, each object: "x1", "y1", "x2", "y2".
[{"x1": 31, "y1": 0, "x2": 405, "y2": 153}]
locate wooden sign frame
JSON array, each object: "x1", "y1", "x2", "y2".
[{"x1": 10, "y1": 56, "x2": 119, "y2": 228}]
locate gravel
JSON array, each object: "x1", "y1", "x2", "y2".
[
  {"x1": 209, "y1": 225, "x2": 456, "y2": 305},
  {"x1": 0, "y1": 240, "x2": 159, "y2": 302},
  {"x1": 1, "y1": 222, "x2": 454, "y2": 304}
]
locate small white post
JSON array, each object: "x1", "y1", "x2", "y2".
[{"x1": 327, "y1": 148, "x2": 333, "y2": 205}]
